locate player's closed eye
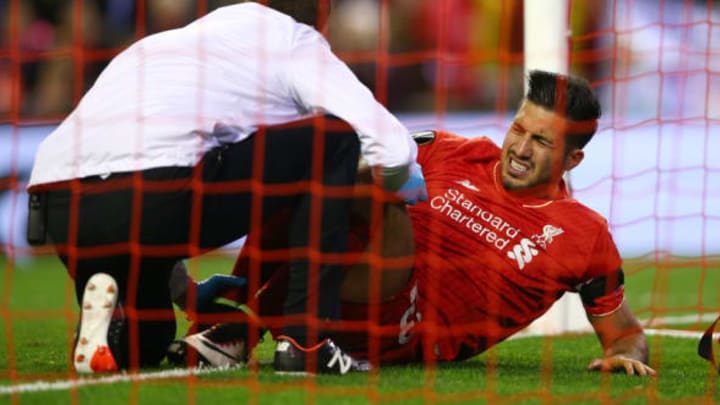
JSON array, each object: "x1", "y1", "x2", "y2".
[{"x1": 533, "y1": 135, "x2": 553, "y2": 148}]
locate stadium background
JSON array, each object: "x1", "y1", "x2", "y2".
[{"x1": 0, "y1": 0, "x2": 719, "y2": 402}]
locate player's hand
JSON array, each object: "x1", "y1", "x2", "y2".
[
  {"x1": 587, "y1": 355, "x2": 657, "y2": 376},
  {"x1": 195, "y1": 274, "x2": 247, "y2": 311}
]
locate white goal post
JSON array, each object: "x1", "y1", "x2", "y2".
[{"x1": 521, "y1": 0, "x2": 593, "y2": 336}]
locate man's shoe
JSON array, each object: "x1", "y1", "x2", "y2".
[
  {"x1": 167, "y1": 323, "x2": 247, "y2": 368},
  {"x1": 273, "y1": 335, "x2": 370, "y2": 375},
  {"x1": 73, "y1": 273, "x2": 123, "y2": 373}
]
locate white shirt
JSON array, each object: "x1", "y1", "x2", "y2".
[{"x1": 29, "y1": 3, "x2": 416, "y2": 186}]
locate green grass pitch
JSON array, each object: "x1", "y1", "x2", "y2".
[{"x1": 1, "y1": 254, "x2": 718, "y2": 404}]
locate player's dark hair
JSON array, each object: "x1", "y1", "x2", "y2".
[
  {"x1": 526, "y1": 70, "x2": 601, "y2": 152},
  {"x1": 260, "y1": 0, "x2": 331, "y2": 29}
]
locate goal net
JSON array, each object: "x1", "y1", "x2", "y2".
[{"x1": 1, "y1": 0, "x2": 718, "y2": 402}]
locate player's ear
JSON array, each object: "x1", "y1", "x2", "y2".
[{"x1": 564, "y1": 148, "x2": 584, "y2": 171}]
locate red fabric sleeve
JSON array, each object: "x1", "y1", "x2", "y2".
[
  {"x1": 415, "y1": 131, "x2": 497, "y2": 167},
  {"x1": 579, "y1": 227, "x2": 625, "y2": 316}
]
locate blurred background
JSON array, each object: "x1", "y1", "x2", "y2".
[
  {"x1": 2, "y1": 0, "x2": 718, "y2": 118},
  {"x1": 2, "y1": 0, "x2": 526, "y2": 118},
  {"x1": 0, "y1": 0, "x2": 719, "y2": 258}
]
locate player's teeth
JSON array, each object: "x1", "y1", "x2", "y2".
[{"x1": 510, "y1": 159, "x2": 527, "y2": 172}]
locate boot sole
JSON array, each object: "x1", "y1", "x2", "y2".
[{"x1": 73, "y1": 273, "x2": 119, "y2": 373}]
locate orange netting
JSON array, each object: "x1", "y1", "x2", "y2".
[{"x1": 1, "y1": 0, "x2": 719, "y2": 404}]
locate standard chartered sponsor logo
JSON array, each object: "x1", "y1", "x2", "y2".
[
  {"x1": 506, "y1": 238, "x2": 539, "y2": 270},
  {"x1": 507, "y1": 225, "x2": 564, "y2": 270},
  {"x1": 430, "y1": 187, "x2": 564, "y2": 271},
  {"x1": 430, "y1": 188, "x2": 519, "y2": 251}
]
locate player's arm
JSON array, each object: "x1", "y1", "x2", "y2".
[
  {"x1": 286, "y1": 28, "x2": 426, "y2": 204},
  {"x1": 579, "y1": 270, "x2": 656, "y2": 376},
  {"x1": 586, "y1": 300, "x2": 656, "y2": 376}
]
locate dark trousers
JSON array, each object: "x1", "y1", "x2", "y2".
[{"x1": 40, "y1": 116, "x2": 360, "y2": 368}]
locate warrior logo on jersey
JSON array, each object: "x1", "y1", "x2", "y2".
[
  {"x1": 531, "y1": 224, "x2": 564, "y2": 249},
  {"x1": 507, "y1": 224, "x2": 564, "y2": 270},
  {"x1": 454, "y1": 179, "x2": 480, "y2": 192}
]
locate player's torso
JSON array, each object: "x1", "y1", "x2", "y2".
[
  {"x1": 413, "y1": 161, "x2": 589, "y2": 282},
  {"x1": 407, "y1": 141, "x2": 599, "y2": 356}
]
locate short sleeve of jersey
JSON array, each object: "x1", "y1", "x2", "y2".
[
  {"x1": 414, "y1": 131, "x2": 497, "y2": 167},
  {"x1": 577, "y1": 226, "x2": 625, "y2": 316}
]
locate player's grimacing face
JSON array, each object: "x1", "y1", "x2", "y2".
[{"x1": 500, "y1": 101, "x2": 570, "y2": 196}]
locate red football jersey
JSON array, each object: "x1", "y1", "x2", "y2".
[
  {"x1": 399, "y1": 130, "x2": 623, "y2": 361},
  {"x1": 227, "y1": 130, "x2": 624, "y2": 364}
]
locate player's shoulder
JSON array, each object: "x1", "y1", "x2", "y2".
[
  {"x1": 412, "y1": 130, "x2": 500, "y2": 157},
  {"x1": 553, "y1": 197, "x2": 610, "y2": 230},
  {"x1": 412, "y1": 130, "x2": 495, "y2": 145}
]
